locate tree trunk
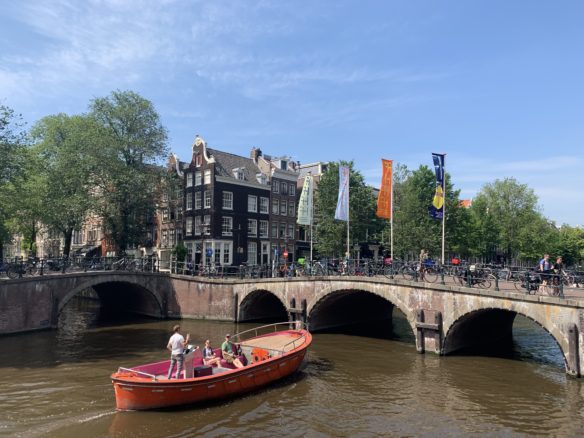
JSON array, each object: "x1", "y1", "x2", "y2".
[{"x1": 63, "y1": 228, "x2": 73, "y2": 258}]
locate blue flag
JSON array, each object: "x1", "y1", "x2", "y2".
[
  {"x1": 429, "y1": 153, "x2": 445, "y2": 220},
  {"x1": 335, "y1": 165, "x2": 350, "y2": 221}
]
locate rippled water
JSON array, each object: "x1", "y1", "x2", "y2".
[{"x1": 1, "y1": 298, "x2": 584, "y2": 437}]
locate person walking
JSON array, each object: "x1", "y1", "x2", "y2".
[
  {"x1": 538, "y1": 254, "x2": 552, "y2": 285},
  {"x1": 167, "y1": 324, "x2": 190, "y2": 379}
]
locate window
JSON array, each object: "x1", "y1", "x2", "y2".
[
  {"x1": 196, "y1": 154, "x2": 202, "y2": 167},
  {"x1": 260, "y1": 197, "x2": 269, "y2": 214},
  {"x1": 287, "y1": 224, "x2": 294, "y2": 239},
  {"x1": 248, "y1": 219, "x2": 257, "y2": 237},
  {"x1": 163, "y1": 208, "x2": 170, "y2": 221},
  {"x1": 186, "y1": 217, "x2": 193, "y2": 236},
  {"x1": 162, "y1": 191, "x2": 169, "y2": 202},
  {"x1": 162, "y1": 230, "x2": 168, "y2": 246},
  {"x1": 222, "y1": 217, "x2": 233, "y2": 236},
  {"x1": 223, "y1": 243, "x2": 231, "y2": 265},
  {"x1": 234, "y1": 168, "x2": 245, "y2": 180},
  {"x1": 203, "y1": 215, "x2": 211, "y2": 235},
  {"x1": 281, "y1": 182, "x2": 288, "y2": 195},
  {"x1": 271, "y1": 222, "x2": 278, "y2": 238},
  {"x1": 288, "y1": 201, "x2": 295, "y2": 217},
  {"x1": 257, "y1": 173, "x2": 267, "y2": 184},
  {"x1": 204, "y1": 169, "x2": 211, "y2": 184},
  {"x1": 223, "y1": 192, "x2": 233, "y2": 210},
  {"x1": 195, "y1": 171, "x2": 202, "y2": 186},
  {"x1": 280, "y1": 200, "x2": 287, "y2": 216},
  {"x1": 177, "y1": 206, "x2": 183, "y2": 219},
  {"x1": 72, "y1": 229, "x2": 83, "y2": 245},
  {"x1": 260, "y1": 220, "x2": 269, "y2": 238},
  {"x1": 248, "y1": 195, "x2": 257, "y2": 212},
  {"x1": 195, "y1": 192, "x2": 202, "y2": 209},
  {"x1": 186, "y1": 173, "x2": 193, "y2": 187},
  {"x1": 272, "y1": 199, "x2": 279, "y2": 215},
  {"x1": 204, "y1": 190, "x2": 211, "y2": 208},
  {"x1": 247, "y1": 242, "x2": 257, "y2": 265},
  {"x1": 279, "y1": 223, "x2": 286, "y2": 238},
  {"x1": 194, "y1": 216, "x2": 202, "y2": 235},
  {"x1": 170, "y1": 229, "x2": 176, "y2": 246},
  {"x1": 186, "y1": 193, "x2": 193, "y2": 210},
  {"x1": 290, "y1": 184, "x2": 296, "y2": 196},
  {"x1": 272, "y1": 181, "x2": 279, "y2": 193}
]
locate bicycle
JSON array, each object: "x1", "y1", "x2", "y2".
[
  {"x1": 6, "y1": 258, "x2": 39, "y2": 279},
  {"x1": 401, "y1": 262, "x2": 438, "y2": 283},
  {"x1": 453, "y1": 265, "x2": 492, "y2": 289}
]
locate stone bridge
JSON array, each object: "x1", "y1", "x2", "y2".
[{"x1": 2, "y1": 273, "x2": 583, "y2": 376}]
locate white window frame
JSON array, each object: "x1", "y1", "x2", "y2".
[
  {"x1": 195, "y1": 192, "x2": 202, "y2": 209},
  {"x1": 223, "y1": 242, "x2": 231, "y2": 265},
  {"x1": 222, "y1": 217, "x2": 233, "y2": 236},
  {"x1": 259, "y1": 220, "x2": 269, "y2": 238},
  {"x1": 194, "y1": 216, "x2": 202, "y2": 235},
  {"x1": 195, "y1": 171, "x2": 202, "y2": 186},
  {"x1": 290, "y1": 184, "x2": 296, "y2": 196},
  {"x1": 204, "y1": 169, "x2": 211, "y2": 184},
  {"x1": 185, "y1": 217, "x2": 193, "y2": 236},
  {"x1": 287, "y1": 224, "x2": 294, "y2": 239},
  {"x1": 248, "y1": 195, "x2": 257, "y2": 213},
  {"x1": 186, "y1": 173, "x2": 193, "y2": 187},
  {"x1": 260, "y1": 197, "x2": 269, "y2": 214},
  {"x1": 288, "y1": 201, "x2": 295, "y2": 217},
  {"x1": 186, "y1": 193, "x2": 193, "y2": 211},
  {"x1": 272, "y1": 199, "x2": 279, "y2": 215},
  {"x1": 280, "y1": 200, "x2": 287, "y2": 216},
  {"x1": 272, "y1": 181, "x2": 279, "y2": 193},
  {"x1": 203, "y1": 215, "x2": 211, "y2": 235},
  {"x1": 204, "y1": 190, "x2": 211, "y2": 209},
  {"x1": 247, "y1": 242, "x2": 257, "y2": 265},
  {"x1": 248, "y1": 219, "x2": 257, "y2": 237},
  {"x1": 223, "y1": 191, "x2": 233, "y2": 210}
]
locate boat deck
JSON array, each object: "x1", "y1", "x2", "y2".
[{"x1": 240, "y1": 332, "x2": 304, "y2": 353}]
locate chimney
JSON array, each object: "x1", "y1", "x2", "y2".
[{"x1": 250, "y1": 147, "x2": 262, "y2": 163}]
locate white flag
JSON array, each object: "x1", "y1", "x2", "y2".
[{"x1": 297, "y1": 174, "x2": 314, "y2": 225}]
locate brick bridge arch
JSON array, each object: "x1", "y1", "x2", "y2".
[
  {"x1": 442, "y1": 305, "x2": 570, "y2": 370},
  {"x1": 57, "y1": 274, "x2": 166, "y2": 318}
]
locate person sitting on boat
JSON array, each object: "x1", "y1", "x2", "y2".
[
  {"x1": 202, "y1": 339, "x2": 222, "y2": 367},
  {"x1": 221, "y1": 334, "x2": 244, "y2": 369},
  {"x1": 166, "y1": 324, "x2": 190, "y2": 379}
]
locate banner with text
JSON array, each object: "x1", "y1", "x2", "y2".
[
  {"x1": 428, "y1": 153, "x2": 445, "y2": 220},
  {"x1": 297, "y1": 174, "x2": 314, "y2": 225},
  {"x1": 376, "y1": 159, "x2": 393, "y2": 219},
  {"x1": 335, "y1": 165, "x2": 350, "y2": 221}
]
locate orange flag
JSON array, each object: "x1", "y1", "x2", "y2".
[{"x1": 376, "y1": 159, "x2": 392, "y2": 219}]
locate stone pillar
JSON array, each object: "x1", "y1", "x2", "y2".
[{"x1": 567, "y1": 323, "x2": 580, "y2": 377}]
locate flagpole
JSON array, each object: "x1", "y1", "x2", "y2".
[
  {"x1": 390, "y1": 168, "x2": 394, "y2": 261},
  {"x1": 441, "y1": 155, "x2": 446, "y2": 265},
  {"x1": 310, "y1": 181, "x2": 314, "y2": 263}
]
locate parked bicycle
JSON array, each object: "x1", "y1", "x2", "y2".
[{"x1": 400, "y1": 261, "x2": 439, "y2": 283}]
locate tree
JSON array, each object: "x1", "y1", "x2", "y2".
[
  {"x1": 470, "y1": 178, "x2": 542, "y2": 261},
  {"x1": 0, "y1": 104, "x2": 27, "y2": 258},
  {"x1": 314, "y1": 161, "x2": 382, "y2": 258},
  {"x1": 89, "y1": 90, "x2": 168, "y2": 253},
  {"x1": 29, "y1": 114, "x2": 99, "y2": 257}
]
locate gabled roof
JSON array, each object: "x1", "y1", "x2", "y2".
[{"x1": 207, "y1": 148, "x2": 263, "y2": 183}]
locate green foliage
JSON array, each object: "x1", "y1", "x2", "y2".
[
  {"x1": 0, "y1": 105, "x2": 28, "y2": 257},
  {"x1": 172, "y1": 243, "x2": 188, "y2": 262},
  {"x1": 390, "y1": 165, "x2": 467, "y2": 262},
  {"x1": 89, "y1": 90, "x2": 169, "y2": 253},
  {"x1": 314, "y1": 161, "x2": 382, "y2": 257},
  {"x1": 29, "y1": 114, "x2": 99, "y2": 256}
]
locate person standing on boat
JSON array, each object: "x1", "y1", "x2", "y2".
[
  {"x1": 221, "y1": 334, "x2": 244, "y2": 368},
  {"x1": 167, "y1": 324, "x2": 190, "y2": 379}
]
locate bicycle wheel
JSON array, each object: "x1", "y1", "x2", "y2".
[
  {"x1": 513, "y1": 274, "x2": 527, "y2": 292},
  {"x1": 26, "y1": 265, "x2": 38, "y2": 276},
  {"x1": 7, "y1": 266, "x2": 19, "y2": 279},
  {"x1": 423, "y1": 268, "x2": 438, "y2": 283},
  {"x1": 401, "y1": 266, "x2": 416, "y2": 281},
  {"x1": 476, "y1": 276, "x2": 491, "y2": 289}
]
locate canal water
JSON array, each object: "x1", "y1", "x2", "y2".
[{"x1": 1, "y1": 298, "x2": 584, "y2": 437}]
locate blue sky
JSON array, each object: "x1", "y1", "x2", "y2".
[{"x1": 1, "y1": 0, "x2": 583, "y2": 225}]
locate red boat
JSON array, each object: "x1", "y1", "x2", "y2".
[{"x1": 111, "y1": 322, "x2": 311, "y2": 411}]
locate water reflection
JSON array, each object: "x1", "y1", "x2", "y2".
[{"x1": 0, "y1": 297, "x2": 583, "y2": 437}]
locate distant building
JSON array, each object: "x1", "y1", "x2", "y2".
[{"x1": 459, "y1": 199, "x2": 473, "y2": 208}]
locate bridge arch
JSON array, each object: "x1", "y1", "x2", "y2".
[
  {"x1": 58, "y1": 276, "x2": 165, "y2": 319},
  {"x1": 307, "y1": 283, "x2": 416, "y2": 337},
  {"x1": 238, "y1": 288, "x2": 288, "y2": 322},
  {"x1": 442, "y1": 306, "x2": 568, "y2": 369}
]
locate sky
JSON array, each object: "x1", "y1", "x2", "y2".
[{"x1": 1, "y1": 0, "x2": 583, "y2": 226}]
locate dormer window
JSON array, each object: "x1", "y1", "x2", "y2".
[
  {"x1": 256, "y1": 173, "x2": 267, "y2": 184},
  {"x1": 233, "y1": 168, "x2": 245, "y2": 180},
  {"x1": 280, "y1": 160, "x2": 288, "y2": 170}
]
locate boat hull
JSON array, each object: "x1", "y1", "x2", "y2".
[{"x1": 112, "y1": 329, "x2": 310, "y2": 411}]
